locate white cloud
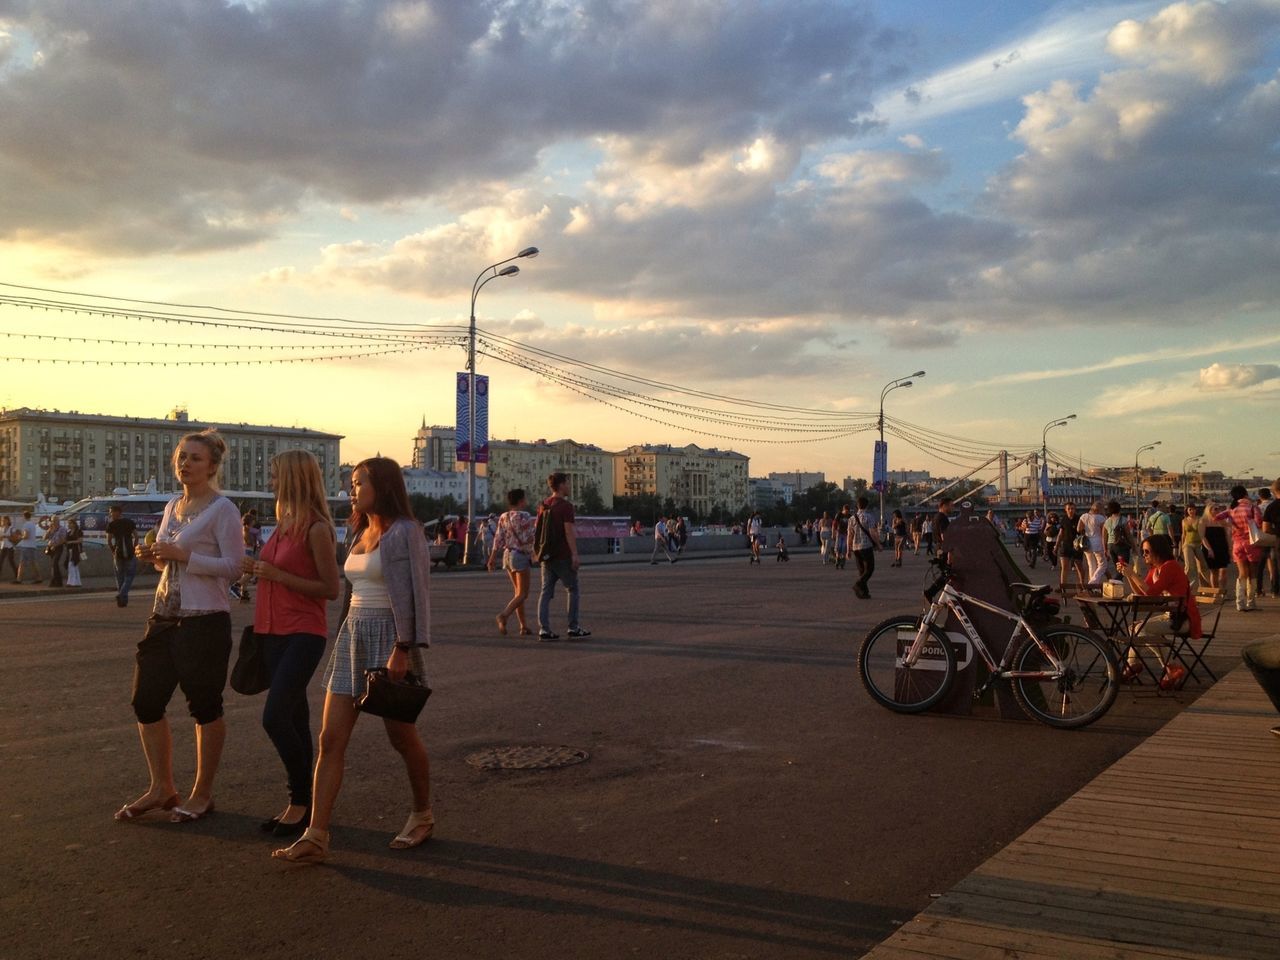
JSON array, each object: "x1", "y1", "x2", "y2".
[
  {"x1": 0, "y1": 0, "x2": 891, "y2": 254},
  {"x1": 1199, "y1": 361, "x2": 1280, "y2": 390}
]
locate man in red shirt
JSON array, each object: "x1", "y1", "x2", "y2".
[{"x1": 534, "y1": 472, "x2": 589, "y2": 641}]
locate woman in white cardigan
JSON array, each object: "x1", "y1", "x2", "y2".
[{"x1": 115, "y1": 430, "x2": 243, "y2": 824}]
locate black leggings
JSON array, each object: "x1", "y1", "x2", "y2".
[
  {"x1": 131, "y1": 613, "x2": 232, "y2": 725},
  {"x1": 262, "y1": 633, "x2": 326, "y2": 805}
]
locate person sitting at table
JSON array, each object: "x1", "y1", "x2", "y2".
[{"x1": 1115, "y1": 534, "x2": 1201, "y2": 684}]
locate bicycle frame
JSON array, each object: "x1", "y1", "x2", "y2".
[{"x1": 910, "y1": 581, "x2": 1066, "y2": 681}]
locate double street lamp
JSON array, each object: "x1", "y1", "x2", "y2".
[
  {"x1": 464, "y1": 246, "x2": 539, "y2": 564},
  {"x1": 1181, "y1": 453, "x2": 1204, "y2": 505},
  {"x1": 878, "y1": 371, "x2": 924, "y2": 530},
  {"x1": 1133, "y1": 440, "x2": 1161, "y2": 502},
  {"x1": 1040, "y1": 414, "x2": 1076, "y2": 514}
]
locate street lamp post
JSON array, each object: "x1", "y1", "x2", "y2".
[
  {"x1": 1132, "y1": 441, "x2": 1161, "y2": 503},
  {"x1": 1040, "y1": 414, "x2": 1076, "y2": 515},
  {"x1": 878, "y1": 371, "x2": 925, "y2": 532},
  {"x1": 1181, "y1": 454, "x2": 1204, "y2": 505},
  {"x1": 464, "y1": 246, "x2": 539, "y2": 564}
]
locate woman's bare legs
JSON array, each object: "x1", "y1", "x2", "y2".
[
  {"x1": 501, "y1": 569, "x2": 531, "y2": 632},
  {"x1": 384, "y1": 718, "x2": 432, "y2": 846},
  {"x1": 115, "y1": 719, "x2": 179, "y2": 818}
]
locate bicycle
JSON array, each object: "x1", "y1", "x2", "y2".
[{"x1": 857, "y1": 559, "x2": 1118, "y2": 729}]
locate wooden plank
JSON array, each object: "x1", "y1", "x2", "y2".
[{"x1": 860, "y1": 656, "x2": 1280, "y2": 960}]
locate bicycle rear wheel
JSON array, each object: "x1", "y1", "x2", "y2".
[
  {"x1": 1011, "y1": 626, "x2": 1117, "y2": 729},
  {"x1": 859, "y1": 616, "x2": 956, "y2": 713}
]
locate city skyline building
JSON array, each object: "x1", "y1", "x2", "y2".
[
  {"x1": 617, "y1": 444, "x2": 749, "y2": 516},
  {"x1": 0, "y1": 406, "x2": 341, "y2": 502},
  {"x1": 411, "y1": 419, "x2": 458, "y2": 472}
]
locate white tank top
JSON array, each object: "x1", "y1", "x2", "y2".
[{"x1": 345, "y1": 548, "x2": 391, "y2": 608}]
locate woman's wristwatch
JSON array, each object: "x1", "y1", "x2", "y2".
[{"x1": 394, "y1": 641, "x2": 413, "y2": 652}]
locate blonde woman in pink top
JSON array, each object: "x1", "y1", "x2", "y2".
[{"x1": 245, "y1": 450, "x2": 341, "y2": 838}]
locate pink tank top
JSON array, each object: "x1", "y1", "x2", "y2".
[{"x1": 253, "y1": 519, "x2": 328, "y2": 638}]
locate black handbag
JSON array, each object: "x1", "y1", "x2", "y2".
[
  {"x1": 230, "y1": 626, "x2": 271, "y2": 696},
  {"x1": 356, "y1": 668, "x2": 432, "y2": 723}
]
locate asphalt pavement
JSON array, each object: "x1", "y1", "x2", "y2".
[{"x1": 0, "y1": 549, "x2": 1201, "y2": 960}]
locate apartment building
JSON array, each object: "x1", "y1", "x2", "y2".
[
  {"x1": 485, "y1": 438, "x2": 615, "y2": 509},
  {"x1": 0, "y1": 406, "x2": 342, "y2": 501},
  {"x1": 615, "y1": 443, "x2": 749, "y2": 514}
]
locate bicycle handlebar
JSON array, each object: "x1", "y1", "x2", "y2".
[{"x1": 923, "y1": 557, "x2": 952, "y2": 601}]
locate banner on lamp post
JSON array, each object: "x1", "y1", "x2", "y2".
[
  {"x1": 455, "y1": 372, "x2": 489, "y2": 463},
  {"x1": 872, "y1": 440, "x2": 888, "y2": 492}
]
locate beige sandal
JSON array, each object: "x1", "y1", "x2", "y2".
[
  {"x1": 390, "y1": 809, "x2": 434, "y2": 849},
  {"x1": 272, "y1": 827, "x2": 329, "y2": 863}
]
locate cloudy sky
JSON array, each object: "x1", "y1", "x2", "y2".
[{"x1": 2, "y1": 0, "x2": 1279, "y2": 488}]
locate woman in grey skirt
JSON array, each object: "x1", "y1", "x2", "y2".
[{"x1": 273, "y1": 457, "x2": 433, "y2": 863}]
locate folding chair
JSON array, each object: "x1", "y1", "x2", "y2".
[
  {"x1": 1168, "y1": 592, "x2": 1225, "y2": 686},
  {"x1": 1122, "y1": 596, "x2": 1186, "y2": 692}
]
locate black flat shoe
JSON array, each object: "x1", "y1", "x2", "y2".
[
  {"x1": 272, "y1": 807, "x2": 311, "y2": 838},
  {"x1": 259, "y1": 815, "x2": 282, "y2": 833}
]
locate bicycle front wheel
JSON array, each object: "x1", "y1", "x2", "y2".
[
  {"x1": 1011, "y1": 626, "x2": 1118, "y2": 729},
  {"x1": 859, "y1": 616, "x2": 956, "y2": 714}
]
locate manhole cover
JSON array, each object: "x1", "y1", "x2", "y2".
[{"x1": 465, "y1": 744, "x2": 590, "y2": 771}]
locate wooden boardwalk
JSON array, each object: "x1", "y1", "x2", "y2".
[{"x1": 861, "y1": 603, "x2": 1280, "y2": 960}]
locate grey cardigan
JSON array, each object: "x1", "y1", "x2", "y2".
[{"x1": 346, "y1": 517, "x2": 432, "y2": 649}]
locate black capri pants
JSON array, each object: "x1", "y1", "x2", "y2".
[{"x1": 131, "y1": 613, "x2": 233, "y2": 725}]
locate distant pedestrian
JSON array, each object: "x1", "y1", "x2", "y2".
[
  {"x1": 747, "y1": 512, "x2": 763, "y2": 564},
  {"x1": 44, "y1": 516, "x2": 67, "y2": 588},
  {"x1": 533, "y1": 472, "x2": 589, "y2": 640},
  {"x1": 0, "y1": 515, "x2": 17, "y2": 580},
  {"x1": 673, "y1": 516, "x2": 688, "y2": 555},
  {"x1": 1256, "y1": 487, "x2": 1277, "y2": 598},
  {"x1": 932, "y1": 499, "x2": 953, "y2": 563},
  {"x1": 489, "y1": 488, "x2": 536, "y2": 635},
  {"x1": 1199, "y1": 500, "x2": 1231, "y2": 590},
  {"x1": 1078, "y1": 500, "x2": 1108, "y2": 586},
  {"x1": 245, "y1": 450, "x2": 340, "y2": 840},
  {"x1": 921, "y1": 516, "x2": 934, "y2": 556},
  {"x1": 650, "y1": 516, "x2": 676, "y2": 564},
  {"x1": 847, "y1": 496, "x2": 881, "y2": 599},
  {"x1": 911, "y1": 513, "x2": 923, "y2": 555},
  {"x1": 775, "y1": 534, "x2": 790, "y2": 562},
  {"x1": 817, "y1": 512, "x2": 832, "y2": 564},
  {"x1": 1216, "y1": 485, "x2": 1264, "y2": 612},
  {"x1": 833, "y1": 505, "x2": 850, "y2": 570},
  {"x1": 106, "y1": 505, "x2": 139, "y2": 607},
  {"x1": 14, "y1": 510, "x2": 42, "y2": 583},
  {"x1": 1056, "y1": 502, "x2": 1087, "y2": 594},
  {"x1": 890, "y1": 510, "x2": 907, "y2": 567},
  {"x1": 1180, "y1": 504, "x2": 1209, "y2": 593},
  {"x1": 64, "y1": 519, "x2": 84, "y2": 587},
  {"x1": 482, "y1": 514, "x2": 497, "y2": 563}
]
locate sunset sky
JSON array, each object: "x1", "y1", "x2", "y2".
[{"x1": 2, "y1": 0, "x2": 1279, "y2": 488}]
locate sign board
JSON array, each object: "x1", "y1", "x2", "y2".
[
  {"x1": 872, "y1": 440, "x2": 888, "y2": 492},
  {"x1": 455, "y1": 372, "x2": 489, "y2": 463}
]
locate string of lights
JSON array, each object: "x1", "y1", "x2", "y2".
[
  {"x1": 479, "y1": 337, "x2": 879, "y2": 433},
  {"x1": 0, "y1": 280, "x2": 1138, "y2": 471},
  {"x1": 0, "y1": 330, "x2": 424, "y2": 352},
  {"x1": 0, "y1": 341, "x2": 460, "y2": 367}
]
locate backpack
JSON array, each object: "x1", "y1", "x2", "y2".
[{"x1": 532, "y1": 498, "x2": 565, "y2": 562}]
